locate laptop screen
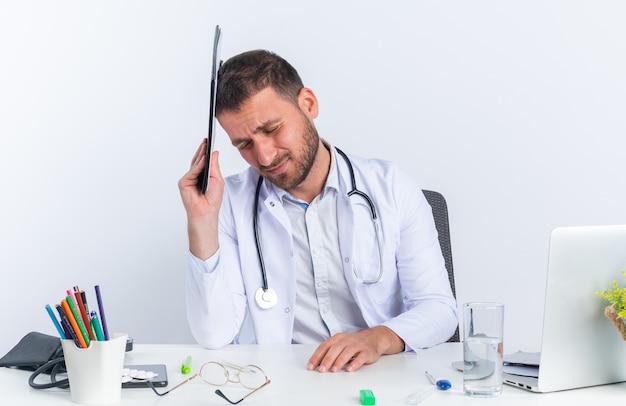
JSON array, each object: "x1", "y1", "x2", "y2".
[{"x1": 504, "y1": 225, "x2": 626, "y2": 392}]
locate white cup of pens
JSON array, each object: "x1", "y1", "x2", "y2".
[{"x1": 46, "y1": 285, "x2": 127, "y2": 405}]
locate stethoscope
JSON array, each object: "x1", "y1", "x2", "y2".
[{"x1": 253, "y1": 147, "x2": 384, "y2": 310}]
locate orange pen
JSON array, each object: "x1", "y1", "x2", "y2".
[{"x1": 61, "y1": 299, "x2": 88, "y2": 348}]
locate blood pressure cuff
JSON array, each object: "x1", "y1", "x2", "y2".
[{"x1": 0, "y1": 331, "x2": 63, "y2": 371}]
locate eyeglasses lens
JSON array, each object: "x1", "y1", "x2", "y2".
[
  {"x1": 237, "y1": 366, "x2": 267, "y2": 389},
  {"x1": 200, "y1": 362, "x2": 229, "y2": 386}
]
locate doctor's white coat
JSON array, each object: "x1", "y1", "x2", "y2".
[{"x1": 186, "y1": 148, "x2": 458, "y2": 352}]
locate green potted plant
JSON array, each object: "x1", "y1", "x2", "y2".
[{"x1": 596, "y1": 270, "x2": 626, "y2": 341}]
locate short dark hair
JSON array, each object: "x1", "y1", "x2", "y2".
[{"x1": 216, "y1": 50, "x2": 304, "y2": 115}]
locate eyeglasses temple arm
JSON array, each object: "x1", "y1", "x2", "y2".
[
  {"x1": 215, "y1": 379, "x2": 271, "y2": 404},
  {"x1": 146, "y1": 372, "x2": 201, "y2": 396}
]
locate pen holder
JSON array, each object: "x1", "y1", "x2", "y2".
[{"x1": 61, "y1": 333, "x2": 127, "y2": 405}]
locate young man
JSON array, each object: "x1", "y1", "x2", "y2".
[{"x1": 178, "y1": 50, "x2": 457, "y2": 373}]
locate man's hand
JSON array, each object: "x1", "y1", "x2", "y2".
[
  {"x1": 178, "y1": 138, "x2": 224, "y2": 260},
  {"x1": 306, "y1": 326, "x2": 405, "y2": 373}
]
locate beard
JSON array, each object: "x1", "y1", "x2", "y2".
[{"x1": 261, "y1": 114, "x2": 320, "y2": 192}]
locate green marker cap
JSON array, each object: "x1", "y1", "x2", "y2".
[{"x1": 181, "y1": 356, "x2": 192, "y2": 374}]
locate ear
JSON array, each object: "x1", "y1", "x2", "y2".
[{"x1": 297, "y1": 88, "x2": 319, "y2": 119}]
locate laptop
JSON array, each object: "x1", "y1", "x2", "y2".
[{"x1": 503, "y1": 224, "x2": 626, "y2": 392}]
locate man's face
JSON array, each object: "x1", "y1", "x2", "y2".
[{"x1": 217, "y1": 87, "x2": 320, "y2": 192}]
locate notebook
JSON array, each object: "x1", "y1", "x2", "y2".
[{"x1": 503, "y1": 224, "x2": 626, "y2": 392}]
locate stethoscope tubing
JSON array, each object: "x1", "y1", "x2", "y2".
[{"x1": 253, "y1": 147, "x2": 383, "y2": 309}]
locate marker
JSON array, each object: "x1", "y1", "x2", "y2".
[
  {"x1": 181, "y1": 356, "x2": 192, "y2": 374},
  {"x1": 80, "y1": 290, "x2": 91, "y2": 314},
  {"x1": 90, "y1": 311, "x2": 105, "y2": 341},
  {"x1": 66, "y1": 289, "x2": 75, "y2": 300},
  {"x1": 66, "y1": 295, "x2": 91, "y2": 347},
  {"x1": 75, "y1": 290, "x2": 95, "y2": 341},
  {"x1": 55, "y1": 304, "x2": 74, "y2": 339},
  {"x1": 61, "y1": 316, "x2": 81, "y2": 347},
  {"x1": 61, "y1": 299, "x2": 88, "y2": 348},
  {"x1": 57, "y1": 304, "x2": 82, "y2": 347},
  {"x1": 45, "y1": 304, "x2": 66, "y2": 339},
  {"x1": 94, "y1": 285, "x2": 110, "y2": 340}
]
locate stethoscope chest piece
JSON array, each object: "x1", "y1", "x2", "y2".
[{"x1": 255, "y1": 286, "x2": 278, "y2": 309}]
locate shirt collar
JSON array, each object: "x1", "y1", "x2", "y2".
[{"x1": 273, "y1": 141, "x2": 339, "y2": 205}]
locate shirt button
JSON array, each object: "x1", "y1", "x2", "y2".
[
  {"x1": 284, "y1": 307, "x2": 291, "y2": 313},
  {"x1": 344, "y1": 257, "x2": 350, "y2": 263}
]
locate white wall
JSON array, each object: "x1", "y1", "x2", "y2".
[{"x1": 1, "y1": 0, "x2": 625, "y2": 355}]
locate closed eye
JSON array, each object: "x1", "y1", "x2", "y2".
[
  {"x1": 261, "y1": 125, "x2": 279, "y2": 135},
  {"x1": 235, "y1": 140, "x2": 252, "y2": 150}
]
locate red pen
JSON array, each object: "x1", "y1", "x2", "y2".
[{"x1": 75, "y1": 290, "x2": 95, "y2": 341}]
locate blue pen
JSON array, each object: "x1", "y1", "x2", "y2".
[{"x1": 45, "y1": 304, "x2": 66, "y2": 339}]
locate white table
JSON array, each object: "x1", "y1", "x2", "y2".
[{"x1": 2, "y1": 342, "x2": 626, "y2": 404}]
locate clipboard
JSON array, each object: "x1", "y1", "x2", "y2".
[{"x1": 197, "y1": 25, "x2": 223, "y2": 194}]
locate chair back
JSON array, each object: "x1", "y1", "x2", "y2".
[{"x1": 422, "y1": 190, "x2": 459, "y2": 342}]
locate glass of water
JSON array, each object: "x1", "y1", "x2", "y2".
[{"x1": 462, "y1": 302, "x2": 504, "y2": 397}]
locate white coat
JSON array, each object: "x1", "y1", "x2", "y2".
[{"x1": 186, "y1": 147, "x2": 458, "y2": 352}]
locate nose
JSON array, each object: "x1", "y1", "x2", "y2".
[{"x1": 254, "y1": 138, "x2": 277, "y2": 167}]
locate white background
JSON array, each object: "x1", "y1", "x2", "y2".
[{"x1": 1, "y1": 0, "x2": 625, "y2": 355}]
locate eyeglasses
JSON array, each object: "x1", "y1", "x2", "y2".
[{"x1": 142, "y1": 361, "x2": 271, "y2": 404}]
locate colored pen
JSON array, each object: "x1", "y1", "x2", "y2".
[
  {"x1": 45, "y1": 304, "x2": 66, "y2": 339},
  {"x1": 61, "y1": 299, "x2": 88, "y2": 348},
  {"x1": 60, "y1": 315, "x2": 81, "y2": 347},
  {"x1": 66, "y1": 295, "x2": 91, "y2": 347},
  {"x1": 74, "y1": 290, "x2": 95, "y2": 341},
  {"x1": 57, "y1": 303, "x2": 81, "y2": 347},
  {"x1": 90, "y1": 311, "x2": 105, "y2": 341},
  {"x1": 95, "y1": 285, "x2": 110, "y2": 340},
  {"x1": 80, "y1": 290, "x2": 91, "y2": 314},
  {"x1": 55, "y1": 304, "x2": 73, "y2": 338},
  {"x1": 67, "y1": 289, "x2": 75, "y2": 300}
]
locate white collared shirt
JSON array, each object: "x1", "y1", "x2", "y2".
[{"x1": 275, "y1": 151, "x2": 368, "y2": 343}]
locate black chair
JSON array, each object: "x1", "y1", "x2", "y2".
[{"x1": 422, "y1": 190, "x2": 459, "y2": 342}]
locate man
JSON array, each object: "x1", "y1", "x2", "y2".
[{"x1": 178, "y1": 50, "x2": 457, "y2": 373}]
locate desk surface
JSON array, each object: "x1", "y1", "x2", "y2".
[{"x1": 2, "y1": 342, "x2": 626, "y2": 405}]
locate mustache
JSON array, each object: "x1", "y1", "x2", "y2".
[{"x1": 259, "y1": 154, "x2": 289, "y2": 171}]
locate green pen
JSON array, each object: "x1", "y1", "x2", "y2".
[
  {"x1": 181, "y1": 356, "x2": 192, "y2": 374},
  {"x1": 90, "y1": 311, "x2": 105, "y2": 341},
  {"x1": 66, "y1": 295, "x2": 91, "y2": 347}
]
